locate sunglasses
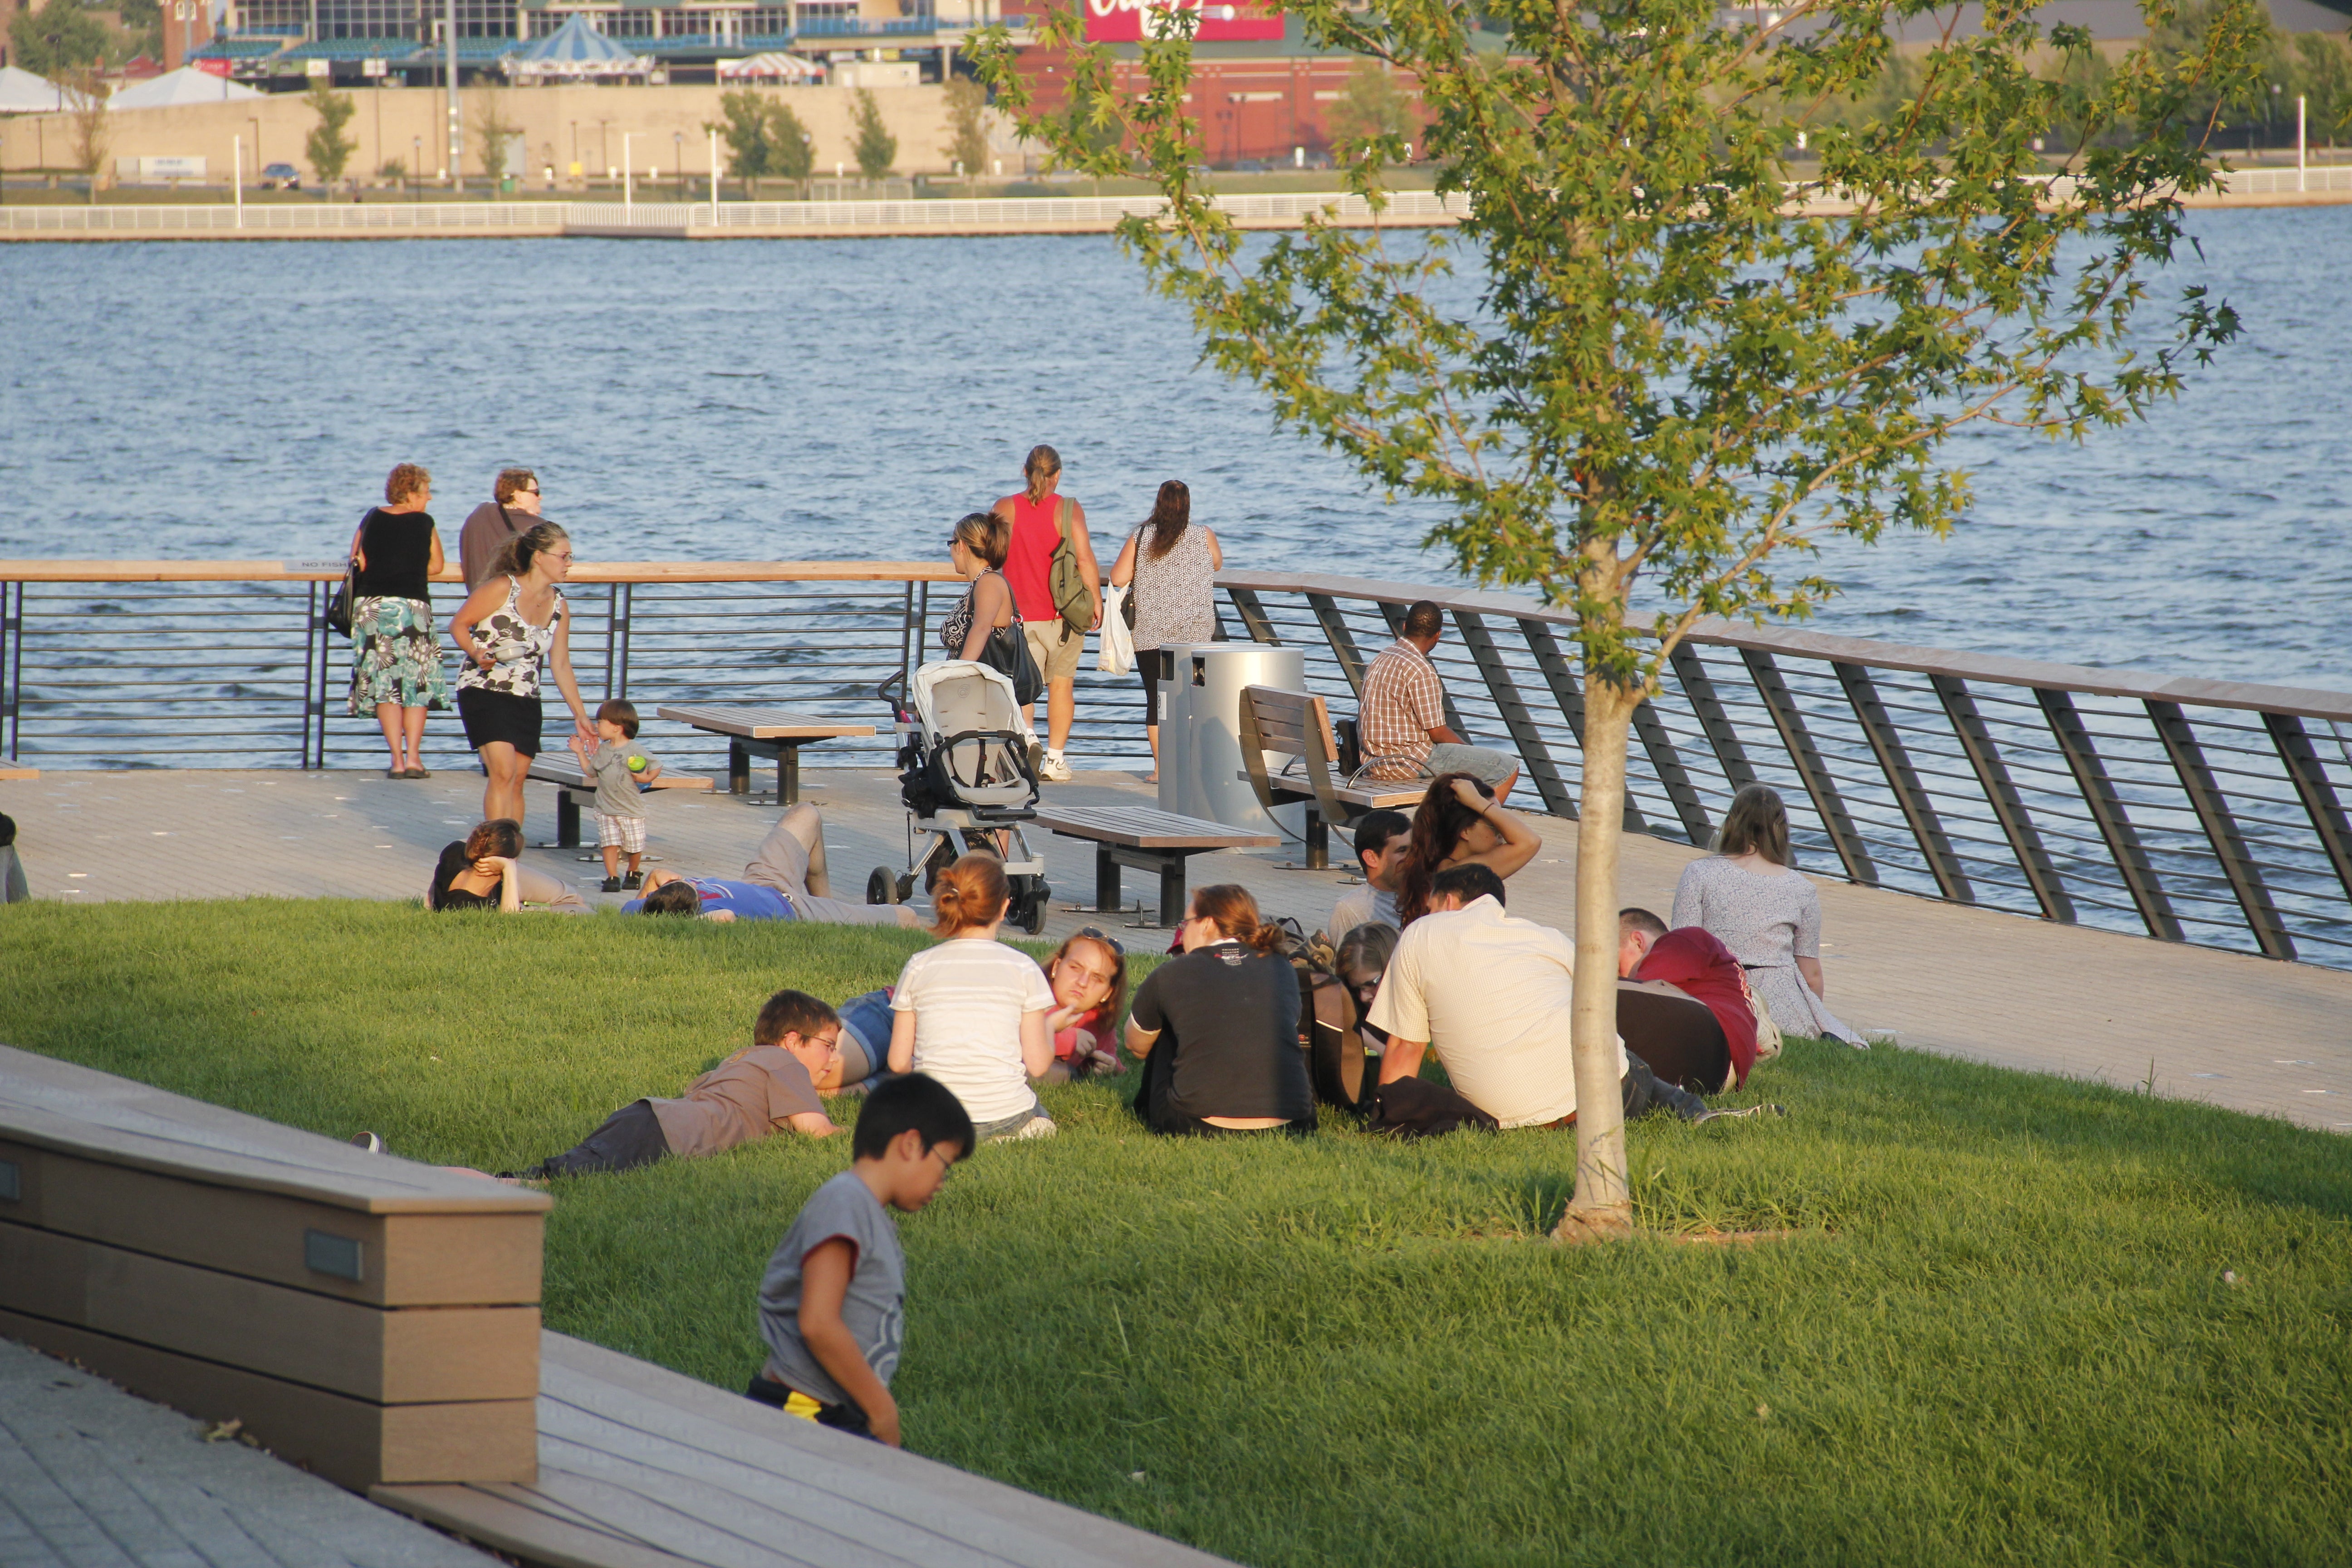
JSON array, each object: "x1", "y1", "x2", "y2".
[{"x1": 1075, "y1": 925, "x2": 1125, "y2": 956}]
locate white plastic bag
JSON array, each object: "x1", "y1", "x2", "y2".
[{"x1": 1098, "y1": 584, "x2": 1135, "y2": 675}]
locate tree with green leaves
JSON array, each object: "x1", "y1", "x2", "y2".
[
  {"x1": 9, "y1": 0, "x2": 111, "y2": 77},
  {"x1": 766, "y1": 98, "x2": 815, "y2": 190},
  {"x1": 2294, "y1": 30, "x2": 2352, "y2": 146},
  {"x1": 941, "y1": 74, "x2": 991, "y2": 182},
  {"x1": 1323, "y1": 56, "x2": 1416, "y2": 153},
  {"x1": 116, "y1": 0, "x2": 162, "y2": 60},
  {"x1": 468, "y1": 84, "x2": 522, "y2": 186},
  {"x1": 980, "y1": 0, "x2": 2258, "y2": 1238},
  {"x1": 851, "y1": 87, "x2": 897, "y2": 181},
  {"x1": 304, "y1": 82, "x2": 358, "y2": 195},
  {"x1": 706, "y1": 90, "x2": 814, "y2": 197},
  {"x1": 61, "y1": 64, "x2": 109, "y2": 203}
]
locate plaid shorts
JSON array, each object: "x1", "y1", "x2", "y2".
[{"x1": 597, "y1": 812, "x2": 647, "y2": 853}]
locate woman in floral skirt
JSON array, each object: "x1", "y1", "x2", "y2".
[{"x1": 347, "y1": 462, "x2": 451, "y2": 779}]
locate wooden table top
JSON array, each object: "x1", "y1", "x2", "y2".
[
  {"x1": 1034, "y1": 804, "x2": 1281, "y2": 851},
  {"x1": 654, "y1": 705, "x2": 876, "y2": 740}
]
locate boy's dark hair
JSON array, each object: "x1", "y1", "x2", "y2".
[
  {"x1": 853, "y1": 1072, "x2": 974, "y2": 1161},
  {"x1": 1432, "y1": 862, "x2": 1506, "y2": 908},
  {"x1": 755, "y1": 989, "x2": 841, "y2": 1047},
  {"x1": 640, "y1": 880, "x2": 702, "y2": 915},
  {"x1": 596, "y1": 698, "x2": 640, "y2": 739},
  {"x1": 1351, "y1": 809, "x2": 1410, "y2": 871},
  {"x1": 1619, "y1": 906, "x2": 1669, "y2": 939},
  {"x1": 0, "y1": 813, "x2": 14, "y2": 848}
]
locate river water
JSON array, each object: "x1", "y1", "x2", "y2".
[{"x1": 1, "y1": 204, "x2": 2345, "y2": 689}]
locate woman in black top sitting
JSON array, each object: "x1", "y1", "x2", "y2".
[
  {"x1": 1125, "y1": 884, "x2": 1315, "y2": 1136},
  {"x1": 348, "y1": 462, "x2": 451, "y2": 779}
]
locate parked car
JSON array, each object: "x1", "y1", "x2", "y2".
[{"x1": 260, "y1": 162, "x2": 301, "y2": 190}]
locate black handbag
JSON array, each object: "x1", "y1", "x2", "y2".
[
  {"x1": 982, "y1": 621, "x2": 1043, "y2": 708},
  {"x1": 324, "y1": 557, "x2": 357, "y2": 638}
]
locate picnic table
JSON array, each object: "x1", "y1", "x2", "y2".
[
  {"x1": 654, "y1": 706, "x2": 876, "y2": 805},
  {"x1": 1032, "y1": 804, "x2": 1279, "y2": 927}
]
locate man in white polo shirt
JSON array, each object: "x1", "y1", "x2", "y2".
[{"x1": 1367, "y1": 863, "x2": 1776, "y2": 1127}]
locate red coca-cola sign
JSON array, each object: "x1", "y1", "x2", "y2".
[
  {"x1": 1083, "y1": 0, "x2": 1284, "y2": 43},
  {"x1": 194, "y1": 57, "x2": 231, "y2": 76}
]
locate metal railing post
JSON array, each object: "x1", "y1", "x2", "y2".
[
  {"x1": 1514, "y1": 618, "x2": 1661, "y2": 833},
  {"x1": 2035, "y1": 687, "x2": 2182, "y2": 941},
  {"x1": 1931, "y1": 674, "x2": 2074, "y2": 922},
  {"x1": 2, "y1": 580, "x2": 20, "y2": 760},
  {"x1": 612, "y1": 582, "x2": 634, "y2": 700},
  {"x1": 2146, "y1": 699, "x2": 2294, "y2": 959},
  {"x1": 1740, "y1": 649, "x2": 1877, "y2": 884},
  {"x1": 302, "y1": 581, "x2": 323, "y2": 770},
  {"x1": 2264, "y1": 711, "x2": 2352, "y2": 904},
  {"x1": 1630, "y1": 697, "x2": 1710, "y2": 847},
  {"x1": 1304, "y1": 592, "x2": 1369, "y2": 694},
  {"x1": 1450, "y1": 609, "x2": 1573, "y2": 818},
  {"x1": 1834, "y1": 661, "x2": 1973, "y2": 902},
  {"x1": 1667, "y1": 644, "x2": 1756, "y2": 793},
  {"x1": 1223, "y1": 586, "x2": 1280, "y2": 644}
]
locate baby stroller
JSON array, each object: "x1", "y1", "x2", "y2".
[{"x1": 865, "y1": 661, "x2": 1053, "y2": 933}]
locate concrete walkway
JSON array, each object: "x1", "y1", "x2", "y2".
[
  {"x1": 2, "y1": 766, "x2": 2347, "y2": 1133},
  {"x1": 0, "y1": 1337, "x2": 497, "y2": 1568}
]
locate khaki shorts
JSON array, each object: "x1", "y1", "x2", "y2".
[{"x1": 1023, "y1": 618, "x2": 1086, "y2": 684}]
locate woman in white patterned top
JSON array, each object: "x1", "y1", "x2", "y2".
[
  {"x1": 1108, "y1": 480, "x2": 1222, "y2": 780},
  {"x1": 1671, "y1": 784, "x2": 1867, "y2": 1047},
  {"x1": 448, "y1": 521, "x2": 593, "y2": 828}
]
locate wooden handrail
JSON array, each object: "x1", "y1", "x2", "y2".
[
  {"x1": 0, "y1": 559, "x2": 967, "y2": 585},
  {"x1": 1215, "y1": 569, "x2": 2352, "y2": 724}
]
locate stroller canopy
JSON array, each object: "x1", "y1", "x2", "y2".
[{"x1": 911, "y1": 660, "x2": 1036, "y2": 813}]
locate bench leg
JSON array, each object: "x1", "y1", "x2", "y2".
[
  {"x1": 779, "y1": 743, "x2": 799, "y2": 806},
  {"x1": 1303, "y1": 808, "x2": 1329, "y2": 871},
  {"x1": 558, "y1": 789, "x2": 581, "y2": 849},
  {"x1": 728, "y1": 740, "x2": 750, "y2": 796},
  {"x1": 1096, "y1": 845, "x2": 1122, "y2": 915},
  {"x1": 1156, "y1": 856, "x2": 1187, "y2": 928}
]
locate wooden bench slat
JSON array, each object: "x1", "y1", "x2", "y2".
[
  {"x1": 653, "y1": 706, "x2": 875, "y2": 741},
  {"x1": 1032, "y1": 805, "x2": 1279, "y2": 851},
  {"x1": 372, "y1": 1485, "x2": 711, "y2": 1568}
]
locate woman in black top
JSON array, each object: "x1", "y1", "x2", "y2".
[
  {"x1": 347, "y1": 462, "x2": 450, "y2": 779},
  {"x1": 1125, "y1": 884, "x2": 1314, "y2": 1136}
]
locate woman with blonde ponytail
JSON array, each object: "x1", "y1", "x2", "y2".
[
  {"x1": 1124, "y1": 884, "x2": 1316, "y2": 1136},
  {"x1": 885, "y1": 853, "x2": 1059, "y2": 1140}
]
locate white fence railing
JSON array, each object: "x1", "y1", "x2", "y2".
[
  {"x1": 0, "y1": 189, "x2": 1470, "y2": 237},
  {"x1": 2219, "y1": 165, "x2": 2352, "y2": 195}
]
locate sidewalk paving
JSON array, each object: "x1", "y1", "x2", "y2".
[
  {"x1": 0, "y1": 1337, "x2": 497, "y2": 1568},
  {"x1": 3, "y1": 767, "x2": 2347, "y2": 1134}
]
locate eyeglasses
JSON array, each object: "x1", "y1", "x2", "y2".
[
  {"x1": 1075, "y1": 925, "x2": 1125, "y2": 956},
  {"x1": 924, "y1": 1144, "x2": 957, "y2": 1181}
]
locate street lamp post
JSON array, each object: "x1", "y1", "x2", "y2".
[
  {"x1": 445, "y1": 0, "x2": 461, "y2": 193},
  {"x1": 623, "y1": 131, "x2": 633, "y2": 213},
  {"x1": 673, "y1": 130, "x2": 682, "y2": 197}
]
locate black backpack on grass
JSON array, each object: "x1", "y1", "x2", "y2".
[{"x1": 1264, "y1": 918, "x2": 1378, "y2": 1115}]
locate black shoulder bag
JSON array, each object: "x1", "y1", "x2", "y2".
[{"x1": 324, "y1": 509, "x2": 364, "y2": 638}]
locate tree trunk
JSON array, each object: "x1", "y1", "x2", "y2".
[{"x1": 1555, "y1": 674, "x2": 1637, "y2": 1242}]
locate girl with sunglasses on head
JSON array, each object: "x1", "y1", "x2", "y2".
[{"x1": 1039, "y1": 928, "x2": 1129, "y2": 1082}]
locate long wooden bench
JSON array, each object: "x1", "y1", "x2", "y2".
[
  {"x1": 0, "y1": 1044, "x2": 547, "y2": 1492},
  {"x1": 526, "y1": 751, "x2": 714, "y2": 848},
  {"x1": 1033, "y1": 804, "x2": 1278, "y2": 927},
  {"x1": 654, "y1": 705, "x2": 877, "y2": 805},
  {"x1": 1235, "y1": 686, "x2": 1426, "y2": 870}
]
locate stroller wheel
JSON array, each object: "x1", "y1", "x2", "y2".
[
  {"x1": 1020, "y1": 884, "x2": 1050, "y2": 936},
  {"x1": 866, "y1": 866, "x2": 897, "y2": 906}
]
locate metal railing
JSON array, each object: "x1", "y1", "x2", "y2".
[
  {"x1": 4, "y1": 559, "x2": 2348, "y2": 970},
  {"x1": 0, "y1": 192, "x2": 1468, "y2": 239},
  {"x1": 2220, "y1": 165, "x2": 2352, "y2": 195}
]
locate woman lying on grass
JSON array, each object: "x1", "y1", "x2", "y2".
[
  {"x1": 1127, "y1": 884, "x2": 1315, "y2": 1137},
  {"x1": 885, "y1": 853, "x2": 1058, "y2": 1142},
  {"x1": 427, "y1": 818, "x2": 589, "y2": 913}
]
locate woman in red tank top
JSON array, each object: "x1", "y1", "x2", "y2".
[{"x1": 989, "y1": 444, "x2": 1100, "y2": 776}]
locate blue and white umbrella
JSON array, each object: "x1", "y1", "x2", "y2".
[{"x1": 504, "y1": 15, "x2": 651, "y2": 79}]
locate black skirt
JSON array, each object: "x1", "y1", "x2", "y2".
[{"x1": 458, "y1": 687, "x2": 544, "y2": 756}]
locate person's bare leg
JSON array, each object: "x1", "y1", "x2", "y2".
[
  {"x1": 1046, "y1": 679, "x2": 1075, "y2": 753},
  {"x1": 1145, "y1": 721, "x2": 1159, "y2": 783},
  {"x1": 602, "y1": 843, "x2": 621, "y2": 879},
  {"x1": 375, "y1": 702, "x2": 405, "y2": 771},
  {"x1": 481, "y1": 743, "x2": 529, "y2": 823},
  {"x1": 402, "y1": 706, "x2": 428, "y2": 772}
]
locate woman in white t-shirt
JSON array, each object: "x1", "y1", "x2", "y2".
[{"x1": 887, "y1": 853, "x2": 1058, "y2": 1141}]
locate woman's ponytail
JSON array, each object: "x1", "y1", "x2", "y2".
[
  {"x1": 492, "y1": 521, "x2": 570, "y2": 580},
  {"x1": 1189, "y1": 883, "x2": 1284, "y2": 953},
  {"x1": 929, "y1": 851, "x2": 1011, "y2": 935}
]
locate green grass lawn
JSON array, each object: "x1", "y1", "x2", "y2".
[{"x1": 5, "y1": 899, "x2": 2348, "y2": 1568}]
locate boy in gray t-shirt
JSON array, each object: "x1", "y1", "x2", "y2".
[
  {"x1": 570, "y1": 698, "x2": 663, "y2": 892},
  {"x1": 749, "y1": 1073, "x2": 973, "y2": 1446}
]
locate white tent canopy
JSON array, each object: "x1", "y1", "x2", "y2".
[
  {"x1": 106, "y1": 66, "x2": 261, "y2": 108},
  {"x1": 716, "y1": 52, "x2": 822, "y2": 81},
  {"x1": 0, "y1": 64, "x2": 77, "y2": 113}
]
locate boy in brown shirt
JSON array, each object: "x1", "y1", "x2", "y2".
[{"x1": 512, "y1": 990, "x2": 843, "y2": 1178}]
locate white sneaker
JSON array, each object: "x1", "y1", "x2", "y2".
[
  {"x1": 1038, "y1": 750, "x2": 1074, "y2": 782},
  {"x1": 1011, "y1": 1114, "x2": 1059, "y2": 1140}
]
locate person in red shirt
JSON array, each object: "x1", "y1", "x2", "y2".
[
  {"x1": 989, "y1": 444, "x2": 1100, "y2": 780},
  {"x1": 1617, "y1": 907, "x2": 1762, "y2": 1090}
]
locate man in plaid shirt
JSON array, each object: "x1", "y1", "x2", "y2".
[{"x1": 1357, "y1": 602, "x2": 1521, "y2": 795}]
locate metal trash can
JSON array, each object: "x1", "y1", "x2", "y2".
[{"x1": 1156, "y1": 642, "x2": 1307, "y2": 838}]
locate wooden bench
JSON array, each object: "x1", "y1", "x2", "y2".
[
  {"x1": 1033, "y1": 804, "x2": 1278, "y2": 927},
  {"x1": 1235, "y1": 686, "x2": 1427, "y2": 870},
  {"x1": 654, "y1": 705, "x2": 877, "y2": 805},
  {"x1": 0, "y1": 1044, "x2": 547, "y2": 1492},
  {"x1": 0, "y1": 760, "x2": 36, "y2": 781},
  {"x1": 525, "y1": 751, "x2": 713, "y2": 849}
]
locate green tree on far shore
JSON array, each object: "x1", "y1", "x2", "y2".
[
  {"x1": 1323, "y1": 57, "x2": 1415, "y2": 154},
  {"x1": 941, "y1": 75, "x2": 990, "y2": 181},
  {"x1": 767, "y1": 98, "x2": 815, "y2": 191},
  {"x1": 304, "y1": 82, "x2": 358, "y2": 194},
  {"x1": 980, "y1": 0, "x2": 2258, "y2": 1238},
  {"x1": 61, "y1": 63, "x2": 109, "y2": 202},
  {"x1": 9, "y1": 0, "x2": 111, "y2": 77},
  {"x1": 468, "y1": 83, "x2": 521, "y2": 186},
  {"x1": 706, "y1": 90, "x2": 813, "y2": 198},
  {"x1": 851, "y1": 88, "x2": 897, "y2": 181}
]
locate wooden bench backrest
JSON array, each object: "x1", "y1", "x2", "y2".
[{"x1": 1238, "y1": 686, "x2": 1348, "y2": 822}]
